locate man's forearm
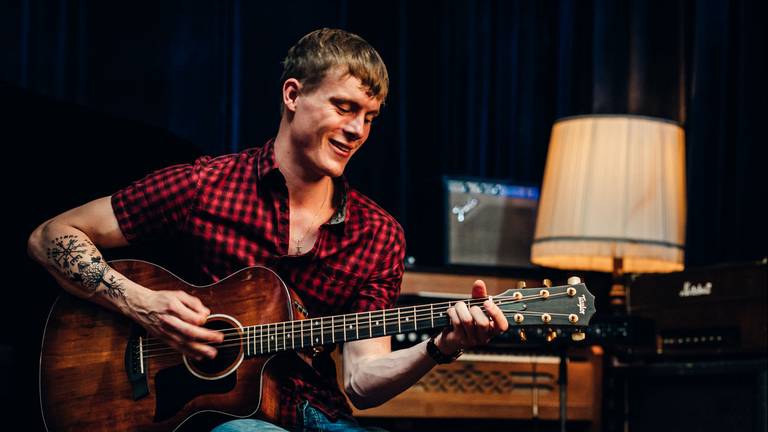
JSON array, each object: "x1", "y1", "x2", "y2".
[
  {"x1": 345, "y1": 339, "x2": 440, "y2": 409},
  {"x1": 28, "y1": 221, "x2": 143, "y2": 315}
]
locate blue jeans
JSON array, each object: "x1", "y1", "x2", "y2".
[{"x1": 211, "y1": 401, "x2": 388, "y2": 432}]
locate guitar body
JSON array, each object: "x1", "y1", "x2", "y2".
[{"x1": 40, "y1": 260, "x2": 304, "y2": 432}]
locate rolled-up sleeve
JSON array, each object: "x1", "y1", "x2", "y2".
[{"x1": 111, "y1": 157, "x2": 207, "y2": 244}]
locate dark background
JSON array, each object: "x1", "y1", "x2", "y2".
[{"x1": 1, "y1": 0, "x2": 766, "y2": 429}]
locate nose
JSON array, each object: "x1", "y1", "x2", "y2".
[{"x1": 343, "y1": 113, "x2": 365, "y2": 141}]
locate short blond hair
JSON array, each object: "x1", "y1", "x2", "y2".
[{"x1": 281, "y1": 28, "x2": 389, "y2": 104}]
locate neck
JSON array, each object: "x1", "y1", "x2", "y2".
[{"x1": 274, "y1": 121, "x2": 331, "y2": 207}]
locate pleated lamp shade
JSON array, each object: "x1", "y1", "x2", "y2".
[{"x1": 530, "y1": 115, "x2": 687, "y2": 273}]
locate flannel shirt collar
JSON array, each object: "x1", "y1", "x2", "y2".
[{"x1": 257, "y1": 139, "x2": 348, "y2": 226}]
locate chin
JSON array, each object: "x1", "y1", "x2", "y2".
[
  {"x1": 323, "y1": 165, "x2": 346, "y2": 178},
  {"x1": 319, "y1": 156, "x2": 349, "y2": 178}
]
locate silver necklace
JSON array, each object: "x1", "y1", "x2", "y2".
[{"x1": 294, "y1": 179, "x2": 330, "y2": 255}]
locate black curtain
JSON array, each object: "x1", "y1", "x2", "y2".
[
  {"x1": 1, "y1": 0, "x2": 766, "y2": 426},
  {"x1": 3, "y1": 0, "x2": 763, "y2": 268}
]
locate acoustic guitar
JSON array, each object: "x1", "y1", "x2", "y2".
[{"x1": 39, "y1": 259, "x2": 595, "y2": 431}]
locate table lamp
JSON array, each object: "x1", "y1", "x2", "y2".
[{"x1": 530, "y1": 114, "x2": 686, "y2": 311}]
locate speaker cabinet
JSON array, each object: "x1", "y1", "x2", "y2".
[
  {"x1": 607, "y1": 359, "x2": 768, "y2": 432},
  {"x1": 444, "y1": 178, "x2": 539, "y2": 268}
]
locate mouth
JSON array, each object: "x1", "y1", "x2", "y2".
[{"x1": 329, "y1": 138, "x2": 353, "y2": 157}]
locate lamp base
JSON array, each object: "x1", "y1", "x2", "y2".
[
  {"x1": 609, "y1": 282, "x2": 627, "y2": 314},
  {"x1": 609, "y1": 257, "x2": 628, "y2": 315}
]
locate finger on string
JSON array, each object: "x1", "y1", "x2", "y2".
[
  {"x1": 453, "y1": 301, "x2": 474, "y2": 344},
  {"x1": 483, "y1": 297, "x2": 509, "y2": 332},
  {"x1": 161, "y1": 314, "x2": 224, "y2": 343},
  {"x1": 188, "y1": 341, "x2": 218, "y2": 359},
  {"x1": 446, "y1": 306, "x2": 468, "y2": 346},
  {"x1": 469, "y1": 305, "x2": 490, "y2": 343}
]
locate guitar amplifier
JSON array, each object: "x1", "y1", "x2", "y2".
[
  {"x1": 444, "y1": 178, "x2": 539, "y2": 268},
  {"x1": 628, "y1": 259, "x2": 767, "y2": 356}
]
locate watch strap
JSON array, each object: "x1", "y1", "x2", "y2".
[{"x1": 426, "y1": 335, "x2": 463, "y2": 364}]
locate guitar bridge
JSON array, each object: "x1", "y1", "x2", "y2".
[{"x1": 125, "y1": 326, "x2": 149, "y2": 400}]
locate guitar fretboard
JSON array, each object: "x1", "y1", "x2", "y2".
[{"x1": 242, "y1": 304, "x2": 453, "y2": 356}]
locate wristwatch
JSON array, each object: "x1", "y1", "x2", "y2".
[{"x1": 426, "y1": 335, "x2": 463, "y2": 364}]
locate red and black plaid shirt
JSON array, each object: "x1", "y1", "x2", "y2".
[{"x1": 111, "y1": 139, "x2": 405, "y2": 429}]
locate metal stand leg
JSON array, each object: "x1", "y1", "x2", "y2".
[{"x1": 559, "y1": 347, "x2": 568, "y2": 432}]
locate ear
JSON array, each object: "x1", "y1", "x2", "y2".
[{"x1": 282, "y1": 78, "x2": 301, "y2": 113}]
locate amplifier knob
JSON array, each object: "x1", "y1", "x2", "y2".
[{"x1": 546, "y1": 329, "x2": 558, "y2": 342}]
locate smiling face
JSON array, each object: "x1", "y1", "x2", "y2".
[{"x1": 283, "y1": 67, "x2": 382, "y2": 179}]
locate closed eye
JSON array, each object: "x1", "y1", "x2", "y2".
[{"x1": 331, "y1": 97, "x2": 379, "y2": 123}]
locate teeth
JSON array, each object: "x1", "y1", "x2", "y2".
[{"x1": 331, "y1": 140, "x2": 350, "y2": 152}]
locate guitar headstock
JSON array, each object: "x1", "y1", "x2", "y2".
[{"x1": 496, "y1": 277, "x2": 596, "y2": 329}]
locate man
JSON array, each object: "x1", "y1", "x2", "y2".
[{"x1": 28, "y1": 28, "x2": 508, "y2": 431}]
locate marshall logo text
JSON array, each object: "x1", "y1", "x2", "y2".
[{"x1": 679, "y1": 281, "x2": 713, "y2": 298}]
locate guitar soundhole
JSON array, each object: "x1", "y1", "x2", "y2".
[{"x1": 186, "y1": 316, "x2": 243, "y2": 378}]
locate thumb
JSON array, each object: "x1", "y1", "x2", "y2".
[{"x1": 471, "y1": 280, "x2": 487, "y2": 299}]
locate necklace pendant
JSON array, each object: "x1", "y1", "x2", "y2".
[{"x1": 295, "y1": 241, "x2": 302, "y2": 255}]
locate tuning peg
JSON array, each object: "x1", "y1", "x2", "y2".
[
  {"x1": 571, "y1": 331, "x2": 586, "y2": 342},
  {"x1": 546, "y1": 329, "x2": 558, "y2": 342},
  {"x1": 518, "y1": 329, "x2": 527, "y2": 342},
  {"x1": 517, "y1": 280, "x2": 527, "y2": 289},
  {"x1": 567, "y1": 276, "x2": 582, "y2": 285},
  {"x1": 542, "y1": 278, "x2": 552, "y2": 287}
]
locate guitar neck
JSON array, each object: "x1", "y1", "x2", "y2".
[{"x1": 243, "y1": 302, "x2": 458, "y2": 356}]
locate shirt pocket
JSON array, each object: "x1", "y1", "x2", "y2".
[{"x1": 307, "y1": 260, "x2": 366, "y2": 315}]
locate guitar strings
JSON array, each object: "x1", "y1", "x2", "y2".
[
  {"x1": 139, "y1": 292, "x2": 575, "y2": 352},
  {"x1": 140, "y1": 309, "x2": 577, "y2": 359},
  {"x1": 139, "y1": 293, "x2": 582, "y2": 358},
  {"x1": 140, "y1": 292, "x2": 557, "y2": 348}
]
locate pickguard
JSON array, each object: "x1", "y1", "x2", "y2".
[{"x1": 154, "y1": 364, "x2": 237, "y2": 422}]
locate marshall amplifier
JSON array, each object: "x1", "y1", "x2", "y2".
[{"x1": 628, "y1": 259, "x2": 767, "y2": 356}]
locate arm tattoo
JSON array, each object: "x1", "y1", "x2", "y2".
[
  {"x1": 47, "y1": 234, "x2": 125, "y2": 298},
  {"x1": 47, "y1": 234, "x2": 92, "y2": 270}
]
